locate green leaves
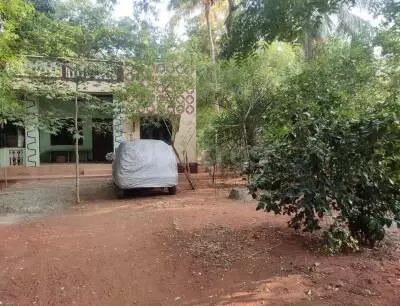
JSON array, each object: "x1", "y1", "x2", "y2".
[
  {"x1": 221, "y1": 0, "x2": 358, "y2": 59},
  {"x1": 249, "y1": 110, "x2": 400, "y2": 248},
  {"x1": 240, "y1": 37, "x2": 400, "y2": 250},
  {"x1": 200, "y1": 42, "x2": 300, "y2": 172},
  {"x1": 0, "y1": 0, "x2": 35, "y2": 62},
  {"x1": 323, "y1": 221, "x2": 359, "y2": 254}
]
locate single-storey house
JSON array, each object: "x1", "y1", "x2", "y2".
[{"x1": 0, "y1": 56, "x2": 197, "y2": 172}]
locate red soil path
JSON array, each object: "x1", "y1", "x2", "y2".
[{"x1": 0, "y1": 188, "x2": 399, "y2": 305}]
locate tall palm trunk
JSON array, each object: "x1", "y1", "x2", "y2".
[
  {"x1": 205, "y1": 4, "x2": 216, "y2": 64},
  {"x1": 204, "y1": 1, "x2": 219, "y2": 112}
]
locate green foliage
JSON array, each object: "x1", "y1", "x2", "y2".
[
  {"x1": 200, "y1": 42, "x2": 300, "y2": 170},
  {"x1": 323, "y1": 221, "x2": 359, "y2": 254},
  {"x1": 16, "y1": 13, "x2": 81, "y2": 57},
  {"x1": 249, "y1": 111, "x2": 400, "y2": 246},
  {"x1": 0, "y1": 0, "x2": 35, "y2": 62},
  {"x1": 27, "y1": 0, "x2": 56, "y2": 14},
  {"x1": 0, "y1": 0, "x2": 85, "y2": 60},
  {"x1": 0, "y1": 0, "x2": 147, "y2": 126},
  {"x1": 371, "y1": 0, "x2": 400, "y2": 24},
  {"x1": 221, "y1": 0, "x2": 357, "y2": 58},
  {"x1": 264, "y1": 40, "x2": 382, "y2": 138},
  {"x1": 53, "y1": 0, "x2": 137, "y2": 58},
  {"x1": 244, "y1": 40, "x2": 400, "y2": 250},
  {"x1": 0, "y1": 71, "x2": 24, "y2": 124},
  {"x1": 375, "y1": 14, "x2": 400, "y2": 106}
]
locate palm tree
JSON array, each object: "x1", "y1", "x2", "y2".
[
  {"x1": 168, "y1": 0, "x2": 222, "y2": 111},
  {"x1": 168, "y1": 0, "x2": 216, "y2": 60},
  {"x1": 303, "y1": 0, "x2": 376, "y2": 58}
]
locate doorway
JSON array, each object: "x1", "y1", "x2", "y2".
[
  {"x1": 140, "y1": 117, "x2": 172, "y2": 145},
  {"x1": 92, "y1": 119, "x2": 114, "y2": 162}
]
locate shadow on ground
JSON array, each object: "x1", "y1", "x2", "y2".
[{"x1": 161, "y1": 222, "x2": 400, "y2": 306}]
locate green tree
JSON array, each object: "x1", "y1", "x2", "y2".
[
  {"x1": 52, "y1": 0, "x2": 150, "y2": 60},
  {"x1": 168, "y1": 0, "x2": 217, "y2": 62},
  {"x1": 220, "y1": 0, "x2": 364, "y2": 58},
  {"x1": 0, "y1": 69, "x2": 23, "y2": 125},
  {"x1": 0, "y1": 0, "x2": 34, "y2": 63},
  {"x1": 302, "y1": 0, "x2": 376, "y2": 58},
  {"x1": 245, "y1": 40, "x2": 400, "y2": 251},
  {"x1": 375, "y1": 2, "x2": 400, "y2": 104},
  {"x1": 0, "y1": 0, "x2": 36, "y2": 125},
  {"x1": 202, "y1": 42, "x2": 300, "y2": 173},
  {"x1": 168, "y1": 0, "x2": 227, "y2": 111},
  {"x1": 27, "y1": 0, "x2": 56, "y2": 14}
]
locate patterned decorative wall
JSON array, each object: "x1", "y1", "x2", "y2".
[
  {"x1": 154, "y1": 63, "x2": 197, "y2": 163},
  {"x1": 120, "y1": 63, "x2": 197, "y2": 163}
]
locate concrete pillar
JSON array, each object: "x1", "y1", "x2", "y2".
[{"x1": 25, "y1": 100, "x2": 40, "y2": 167}]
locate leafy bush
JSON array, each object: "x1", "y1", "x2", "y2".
[
  {"x1": 199, "y1": 43, "x2": 300, "y2": 173},
  {"x1": 323, "y1": 221, "x2": 359, "y2": 254},
  {"x1": 248, "y1": 111, "x2": 400, "y2": 250}
]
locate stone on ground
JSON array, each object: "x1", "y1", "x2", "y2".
[{"x1": 228, "y1": 187, "x2": 253, "y2": 201}]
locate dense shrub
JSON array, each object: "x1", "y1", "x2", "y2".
[
  {"x1": 248, "y1": 111, "x2": 400, "y2": 251},
  {"x1": 203, "y1": 35, "x2": 400, "y2": 252},
  {"x1": 198, "y1": 43, "x2": 300, "y2": 172}
]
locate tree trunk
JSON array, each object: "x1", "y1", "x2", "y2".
[
  {"x1": 172, "y1": 144, "x2": 195, "y2": 190},
  {"x1": 160, "y1": 116, "x2": 195, "y2": 190},
  {"x1": 205, "y1": 5, "x2": 216, "y2": 65},
  {"x1": 302, "y1": 32, "x2": 315, "y2": 59},
  {"x1": 243, "y1": 123, "x2": 251, "y2": 184},
  {"x1": 205, "y1": 3, "x2": 219, "y2": 112},
  {"x1": 74, "y1": 89, "x2": 80, "y2": 204}
]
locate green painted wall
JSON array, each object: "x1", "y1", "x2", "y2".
[
  {"x1": 38, "y1": 96, "x2": 113, "y2": 162},
  {"x1": 39, "y1": 119, "x2": 94, "y2": 162}
]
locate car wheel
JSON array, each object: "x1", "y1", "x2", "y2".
[
  {"x1": 168, "y1": 186, "x2": 177, "y2": 195},
  {"x1": 114, "y1": 185, "x2": 125, "y2": 198}
]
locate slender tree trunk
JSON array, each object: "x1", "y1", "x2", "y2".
[
  {"x1": 243, "y1": 123, "x2": 251, "y2": 183},
  {"x1": 161, "y1": 116, "x2": 195, "y2": 190},
  {"x1": 205, "y1": 3, "x2": 219, "y2": 112},
  {"x1": 172, "y1": 143, "x2": 195, "y2": 190},
  {"x1": 205, "y1": 2, "x2": 220, "y2": 179},
  {"x1": 74, "y1": 86, "x2": 80, "y2": 204},
  {"x1": 302, "y1": 32, "x2": 315, "y2": 59},
  {"x1": 205, "y1": 5, "x2": 216, "y2": 65}
]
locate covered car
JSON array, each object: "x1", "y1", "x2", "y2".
[{"x1": 111, "y1": 139, "x2": 178, "y2": 197}]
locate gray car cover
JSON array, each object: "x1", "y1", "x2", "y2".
[{"x1": 112, "y1": 139, "x2": 178, "y2": 189}]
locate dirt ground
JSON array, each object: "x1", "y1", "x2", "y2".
[{"x1": 0, "y1": 180, "x2": 400, "y2": 305}]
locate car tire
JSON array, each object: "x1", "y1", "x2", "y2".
[
  {"x1": 114, "y1": 185, "x2": 125, "y2": 198},
  {"x1": 168, "y1": 186, "x2": 177, "y2": 195}
]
